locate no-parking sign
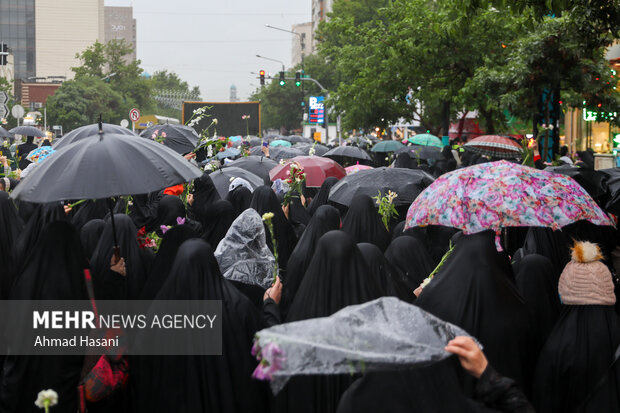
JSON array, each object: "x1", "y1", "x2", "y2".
[{"x1": 129, "y1": 108, "x2": 140, "y2": 122}]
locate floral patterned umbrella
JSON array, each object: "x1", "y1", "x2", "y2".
[
  {"x1": 345, "y1": 164, "x2": 374, "y2": 175},
  {"x1": 405, "y1": 160, "x2": 613, "y2": 234}
]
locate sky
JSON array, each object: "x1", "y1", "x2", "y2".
[{"x1": 105, "y1": 0, "x2": 311, "y2": 102}]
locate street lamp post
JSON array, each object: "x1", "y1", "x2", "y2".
[{"x1": 255, "y1": 54, "x2": 285, "y2": 73}]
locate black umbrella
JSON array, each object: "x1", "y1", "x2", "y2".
[
  {"x1": 139, "y1": 124, "x2": 199, "y2": 154},
  {"x1": 9, "y1": 126, "x2": 46, "y2": 138},
  {"x1": 268, "y1": 146, "x2": 305, "y2": 162},
  {"x1": 54, "y1": 123, "x2": 135, "y2": 149},
  {"x1": 0, "y1": 126, "x2": 12, "y2": 139},
  {"x1": 249, "y1": 137, "x2": 263, "y2": 147},
  {"x1": 599, "y1": 168, "x2": 620, "y2": 215},
  {"x1": 281, "y1": 135, "x2": 313, "y2": 144},
  {"x1": 293, "y1": 142, "x2": 330, "y2": 156},
  {"x1": 208, "y1": 167, "x2": 264, "y2": 198},
  {"x1": 11, "y1": 129, "x2": 202, "y2": 257},
  {"x1": 323, "y1": 145, "x2": 373, "y2": 165},
  {"x1": 395, "y1": 144, "x2": 443, "y2": 160},
  {"x1": 227, "y1": 155, "x2": 277, "y2": 185},
  {"x1": 547, "y1": 165, "x2": 610, "y2": 209},
  {"x1": 328, "y1": 167, "x2": 434, "y2": 207}
]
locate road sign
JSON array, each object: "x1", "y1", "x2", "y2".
[
  {"x1": 0, "y1": 105, "x2": 7, "y2": 120},
  {"x1": 309, "y1": 96, "x2": 325, "y2": 124},
  {"x1": 0, "y1": 91, "x2": 7, "y2": 105},
  {"x1": 11, "y1": 104, "x2": 24, "y2": 119},
  {"x1": 129, "y1": 108, "x2": 140, "y2": 122},
  {"x1": 120, "y1": 119, "x2": 129, "y2": 128}
]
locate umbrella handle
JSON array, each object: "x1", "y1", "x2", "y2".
[{"x1": 107, "y1": 199, "x2": 121, "y2": 262}]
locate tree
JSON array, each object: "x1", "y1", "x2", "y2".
[{"x1": 45, "y1": 78, "x2": 125, "y2": 131}]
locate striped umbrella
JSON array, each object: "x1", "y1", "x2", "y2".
[{"x1": 463, "y1": 135, "x2": 522, "y2": 159}]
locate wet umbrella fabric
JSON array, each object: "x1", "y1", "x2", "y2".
[
  {"x1": 208, "y1": 167, "x2": 264, "y2": 199},
  {"x1": 293, "y1": 143, "x2": 330, "y2": 156},
  {"x1": 395, "y1": 145, "x2": 443, "y2": 161},
  {"x1": 407, "y1": 133, "x2": 443, "y2": 148},
  {"x1": 53, "y1": 123, "x2": 135, "y2": 149},
  {"x1": 371, "y1": 140, "x2": 405, "y2": 153},
  {"x1": 269, "y1": 156, "x2": 346, "y2": 188},
  {"x1": 323, "y1": 146, "x2": 373, "y2": 164},
  {"x1": 216, "y1": 147, "x2": 241, "y2": 160},
  {"x1": 328, "y1": 167, "x2": 434, "y2": 207},
  {"x1": 141, "y1": 124, "x2": 199, "y2": 155},
  {"x1": 227, "y1": 156, "x2": 277, "y2": 185},
  {"x1": 463, "y1": 135, "x2": 522, "y2": 159},
  {"x1": 11, "y1": 132, "x2": 202, "y2": 202},
  {"x1": 9, "y1": 125, "x2": 46, "y2": 138}
]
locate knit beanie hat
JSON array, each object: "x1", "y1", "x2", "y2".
[{"x1": 558, "y1": 241, "x2": 616, "y2": 305}]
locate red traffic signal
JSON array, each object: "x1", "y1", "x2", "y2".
[{"x1": 259, "y1": 70, "x2": 265, "y2": 86}]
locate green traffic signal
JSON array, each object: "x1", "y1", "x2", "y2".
[
  {"x1": 295, "y1": 72, "x2": 301, "y2": 87},
  {"x1": 279, "y1": 71, "x2": 286, "y2": 86}
]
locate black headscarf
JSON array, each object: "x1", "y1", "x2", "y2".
[
  {"x1": 69, "y1": 199, "x2": 109, "y2": 231},
  {"x1": 80, "y1": 219, "x2": 106, "y2": 261},
  {"x1": 307, "y1": 176, "x2": 339, "y2": 216},
  {"x1": 149, "y1": 195, "x2": 186, "y2": 233},
  {"x1": 394, "y1": 152, "x2": 413, "y2": 169},
  {"x1": 533, "y1": 305, "x2": 620, "y2": 412},
  {"x1": 1, "y1": 221, "x2": 88, "y2": 413},
  {"x1": 522, "y1": 227, "x2": 570, "y2": 284},
  {"x1": 385, "y1": 235, "x2": 434, "y2": 291},
  {"x1": 425, "y1": 225, "x2": 459, "y2": 266},
  {"x1": 282, "y1": 205, "x2": 341, "y2": 313},
  {"x1": 188, "y1": 173, "x2": 221, "y2": 224},
  {"x1": 250, "y1": 185, "x2": 297, "y2": 272},
  {"x1": 139, "y1": 225, "x2": 198, "y2": 301},
  {"x1": 90, "y1": 214, "x2": 151, "y2": 300},
  {"x1": 16, "y1": 137, "x2": 37, "y2": 170},
  {"x1": 225, "y1": 186, "x2": 252, "y2": 219},
  {"x1": 201, "y1": 199, "x2": 235, "y2": 249},
  {"x1": 14, "y1": 202, "x2": 66, "y2": 275},
  {"x1": 358, "y1": 242, "x2": 415, "y2": 302},
  {"x1": 514, "y1": 254, "x2": 561, "y2": 366},
  {"x1": 279, "y1": 230, "x2": 383, "y2": 413},
  {"x1": 415, "y1": 230, "x2": 532, "y2": 394},
  {"x1": 132, "y1": 239, "x2": 266, "y2": 413},
  {"x1": 341, "y1": 194, "x2": 390, "y2": 252},
  {"x1": 0, "y1": 192, "x2": 23, "y2": 299}
]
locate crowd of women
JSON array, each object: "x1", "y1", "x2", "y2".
[{"x1": 0, "y1": 137, "x2": 619, "y2": 413}]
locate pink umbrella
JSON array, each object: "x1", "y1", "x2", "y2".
[
  {"x1": 406, "y1": 160, "x2": 613, "y2": 234},
  {"x1": 345, "y1": 164, "x2": 374, "y2": 175},
  {"x1": 269, "y1": 156, "x2": 346, "y2": 187}
]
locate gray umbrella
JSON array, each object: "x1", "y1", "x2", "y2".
[
  {"x1": 54, "y1": 123, "x2": 135, "y2": 149},
  {"x1": 0, "y1": 126, "x2": 13, "y2": 139},
  {"x1": 228, "y1": 155, "x2": 278, "y2": 185},
  {"x1": 9, "y1": 126, "x2": 46, "y2": 138},
  {"x1": 293, "y1": 142, "x2": 330, "y2": 156},
  {"x1": 323, "y1": 145, "x2": 373, "y2": 164},
  {"x1": 395, "y1": 144, "x2": 443, "y2": 160},
  {"x1": 328, "y1": 167, "x2": 434, "y2": 207},
  {"x1": 139, "y1": 124, "x2": 200, "y2": 154},
  {"x1": 208, "y1": 167, "x2": 264, "y2": 198}
]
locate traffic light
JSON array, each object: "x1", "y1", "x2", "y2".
[
  {"x1": 0, "y1": 44, "x2": 8, "y2": 66},
  {"x1": 295, "y1": 72, "x2": 301, "y2": 87},
  {"x1": 259, "y1": 70, "x2": 265, "y2": 86},
  {"x1": 279, "y1": 71, "x2": 286, "y2": 86}
]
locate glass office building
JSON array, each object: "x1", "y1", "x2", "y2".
[{"x1": 0, "y1": 0, "x2": 36, "y2": 80}]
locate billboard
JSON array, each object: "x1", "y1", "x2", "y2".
[
  {"x1": 182, "y1": 102, "x2": 261, "y2": 137},
  {"x1": 309, "y1": 96, "x2": 325, "y2": 124}
]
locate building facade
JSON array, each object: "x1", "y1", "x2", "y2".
[
  {"x1": 291, "y1": 22, "x2": 312, "y2": 68},
  {"x1": 311, "y1": 0, "x2": 333, "y2": 53},
  {"x1": 104, "y1": 6, "x2": 136, "y2": 62},
  {"x1": 35, "y1": 0, "x2": 104, "y2": 79},
  {"x1": 0, "y1": 0, "x2": 36, "y2": 80}
]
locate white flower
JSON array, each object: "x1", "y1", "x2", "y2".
[
  {"x1": 207, "y1": 145, "x2": 213, "y2": 157},
  {"x1": 308, "y1": 147, "x2": 316, "y2": 156},
  {"x1": 548, "y1": 124, "x2": 554, "y2": 130},
  {"x1": 212, "y1": 118, "x2": 218, "y2": 125},
  {"x1": 35, "y1": 389, "x2": 58, "y2": 409},
  {"x1": 420, "y1": 277, "x2": 432, "y2": 289}
]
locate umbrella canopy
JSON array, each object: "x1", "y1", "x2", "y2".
[
  {"x1": 601, "y1": 168, "x2": 620, "y2": 215},
  {"x1": 546, "y1": 165, "x2": 610, "y2": 208},
  {"x1": 0, "y1": 126, "x2": 12, "y2": 139},
  {"x1": 371, "y1": 140, "x2": 405, "y2": 153},
  {"x1": 140, "y1": 124, "x2": 199, "y2": 155},
  {"x1": 26, "y1": 147, "x2": 55, "y2": 163},
  {"x1": 228, "y1": 155, "x2": 278, "y2": 185},
  {"x1": 54, "y1": 123, "x2": 135, "y2": 149},
  {"x1": 293, "y1": 142, "x2": 330, "y2": 156},
  {"x1": 249, "y1": 137, "x2": 263, "y2": 147},
  {"x1": 265, "y1": 146, "x2": 305, "y2": 163},
  {"x1": 252, "y1": 296, "x2": 475, "y2": 393},
  {"x1": 329, "y1": 167, "x2": 434, "y2": 207},
  {"x1": 269, "y1": 156, "x2": 346, "y2": 188},
  {"x1": 280, "y1": 135, "x2": 313, "y2": 144},
  {"x1": 9, "y1": 126, "x2": 46, "y2": 138},
  {"x1": 323, "y1": 145, "x2": 373, "y2": 164},
  {"x1": 215, "y1": 147, "x2": 241, "y2": 160},
  {"x1": 406, "y1": 160, "x2": 613, "y2": 234},
  {"x1": 407, "y1": 133, "x2": 443, "y2": 148},
  {"x1": 345, "y1": 164, "x2": 374, "y2": 175},
  {"x1": 208, "y1": 167, "x2": 264, "y2": 198},
  {"x1": 10, "y1": 132, "x2": 202, "y2": 202},
  {"x1": 463, "y1": 135, "x2": 522, "y2": 159},
  {"x1": 270, "y1": 139, "x2": 292, "y2": 148},
  {"x1": 395, "y1": 144, "x2": 443, "y2": 160}
]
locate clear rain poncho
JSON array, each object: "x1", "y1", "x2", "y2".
[
  {"x1": 252, "y1": 296, "x2": 479, "y2": 393},
  {"x1": 215, "y1": 208, "x2": 276, "y2": 289}
]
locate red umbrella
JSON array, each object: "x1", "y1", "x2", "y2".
[
  {"x1": 463, "y1": 135, "x2": 522, "y2": 159},
  {"x1": 269, "y1": 156, "x2": 346, "y2": 187}
]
